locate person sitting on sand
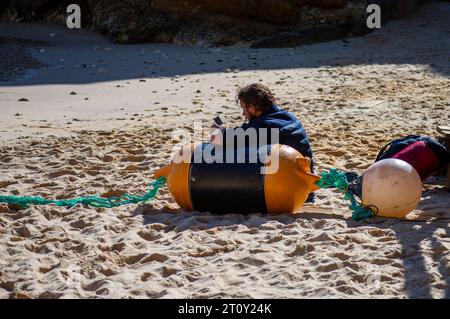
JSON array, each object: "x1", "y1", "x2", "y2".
[{"x1": 211, "y1": 83, "x2": 315, "y2": 202}]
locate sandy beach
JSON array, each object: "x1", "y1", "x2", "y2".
[{"x1": 0, "y1": 2, "x2": 449, "y2": 298}]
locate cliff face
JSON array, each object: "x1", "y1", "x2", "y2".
[{"x1": 0, "y1": 0, "x2": 433, "y2": 47}]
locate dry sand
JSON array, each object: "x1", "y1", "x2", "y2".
[{"x1": 0, "y1": 3, "x2": 449, "y2": 298}]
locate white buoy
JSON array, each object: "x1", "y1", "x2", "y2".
[{"x1": 362, "y1": 158, "x2": 422, "y2": 218}]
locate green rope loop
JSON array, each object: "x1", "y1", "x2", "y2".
[
  {"x1": 0, "y1": 177, "x2": 166, "y2": 209},
  {"x1": 315, "y1": 169, "x2": 375, "y2": 221}
]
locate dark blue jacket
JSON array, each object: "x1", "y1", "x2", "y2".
[{"x1": 240, "y1": 104, "x2": 314, "y2": 172}]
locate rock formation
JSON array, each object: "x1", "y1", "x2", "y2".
[{"x1": 0, "y1": 0, "x2": 434, "y2": 47}]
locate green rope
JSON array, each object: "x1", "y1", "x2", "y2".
[
  {"x1": 315, "y1": 169, "x2": 375, "y2": 221},
  {"x1": 0, "y1": 168, "x2": 375, "y2": 220},
  {"x1": 0, "y1": 177, "x2": 166, "y2": 209},
  {"x1": 315, "y1": 169, "x2": 348, "y2": 194}
]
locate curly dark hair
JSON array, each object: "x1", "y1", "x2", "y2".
[{"x1": 236, "y1": 83, "x2": 276, "y2": 112}]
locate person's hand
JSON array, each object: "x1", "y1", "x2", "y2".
[
  {"x1": 210, "y1": 125, "x2": 224, "y2": 145},
  {"x1": 211, "y1": 122, "x2": 224, "y2": 130}
]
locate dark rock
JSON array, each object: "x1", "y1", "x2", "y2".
[
  {"x1": 0, "y1": 0, "x2": 432, "y2": 47},
  {"x1": 250, "y1": 32, "x2": 305, "y2": 48},
  {"x1": 294, "y1": 0, "x2": 347, "y2": 8},
  {"x1": 250, "y1": 24, "x2": 349, "y2": 48},
  {"x1": 152, "y1": 0, "x2": 300, "y2": 25},
  {"x1": 366, "y1": 0, "x2": 422, "y2": 22},
  {"x1": 306, "y1": 0, "x2": 346, "y2": 8}
]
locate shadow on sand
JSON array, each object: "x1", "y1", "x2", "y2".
[
  {"x1": 0, "y1": 3, "x2": 449, "y2": 86},
  {"x1": 133, "y1": 177, "x2": 450, "y2": 298}
]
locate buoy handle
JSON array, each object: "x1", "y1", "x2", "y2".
[{"x1": 153, "y1": 163, "x2": 172, "y2": 178}]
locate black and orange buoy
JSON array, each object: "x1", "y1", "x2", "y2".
[{"x1": 153, "y1": 143, "x2": 320, "y2": 214}]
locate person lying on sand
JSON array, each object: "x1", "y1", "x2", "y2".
[{"x1": 211, "y1": 83, "x2": 316, "y2": 202}]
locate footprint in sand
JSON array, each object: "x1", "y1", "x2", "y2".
[
  {"x1": 237, "y1": 256, "x2": 266, "y2": 267},
  {"x1": 98, "y1": 242, "x2": 126, "y2": 252},
  {"x1": 48, "y1": 169, "x2": 78, "y2": 178},
  {"x1": 331, "y1": 252, "x2": 351, "y2": 261},
  {"x1": 120, "y1": 155, "x2": 146, "y2": 162},
  {"x1": 265, "y1": 234, "x2": 283, "y2": 244},
  {"x1": 9, "y1": 291, "x2": 31, "y2": 299},
  {"x1": 141, "y1": 253, "x2": 169, "y2": 263},
  {"x1": 24, "y1": 243, "x2": 52, "y2": 254},
  {"x1": 137, "y1": 229, "x2": 160, "y2": 241},
  {"x1": 0, "y1": 281, "x2": 15, "y2": 292},
  {"x1": 161, "y1": 266, "x2": 178, "y2": 278},
  {"x1": 286, "y1": 244, "x2": 315, "y2": 257},
  {"x1": 69, "y1": 219, "x2": 94, "y2": 230},
  {"x1": 67, "y1": 242, "x2": 89, "y2": 253},
  {"x1": 15, "y1": 225, "x2": 35, "y2": 237},
  {"x1": 101, "y1": 189, "x2": 127, "y2": 198},
  {"x1": 140, "y1": 272, "x2": 155, "y2": 282},
  {"x1": 188, "y1": 246, "x2": 235, "y2": 257},
  {"x1": 99, "y1": 268, "x2": 118, "y2": 277},
  {"x1": 81, "y1": 279, "x2": 108, "y2": 292},
  {"x1": 123, "y1": 253, "x2": 148, "y2": 265},
  {"x1": 38, "y1": 292, "x2": 63, "y2": 299}
]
